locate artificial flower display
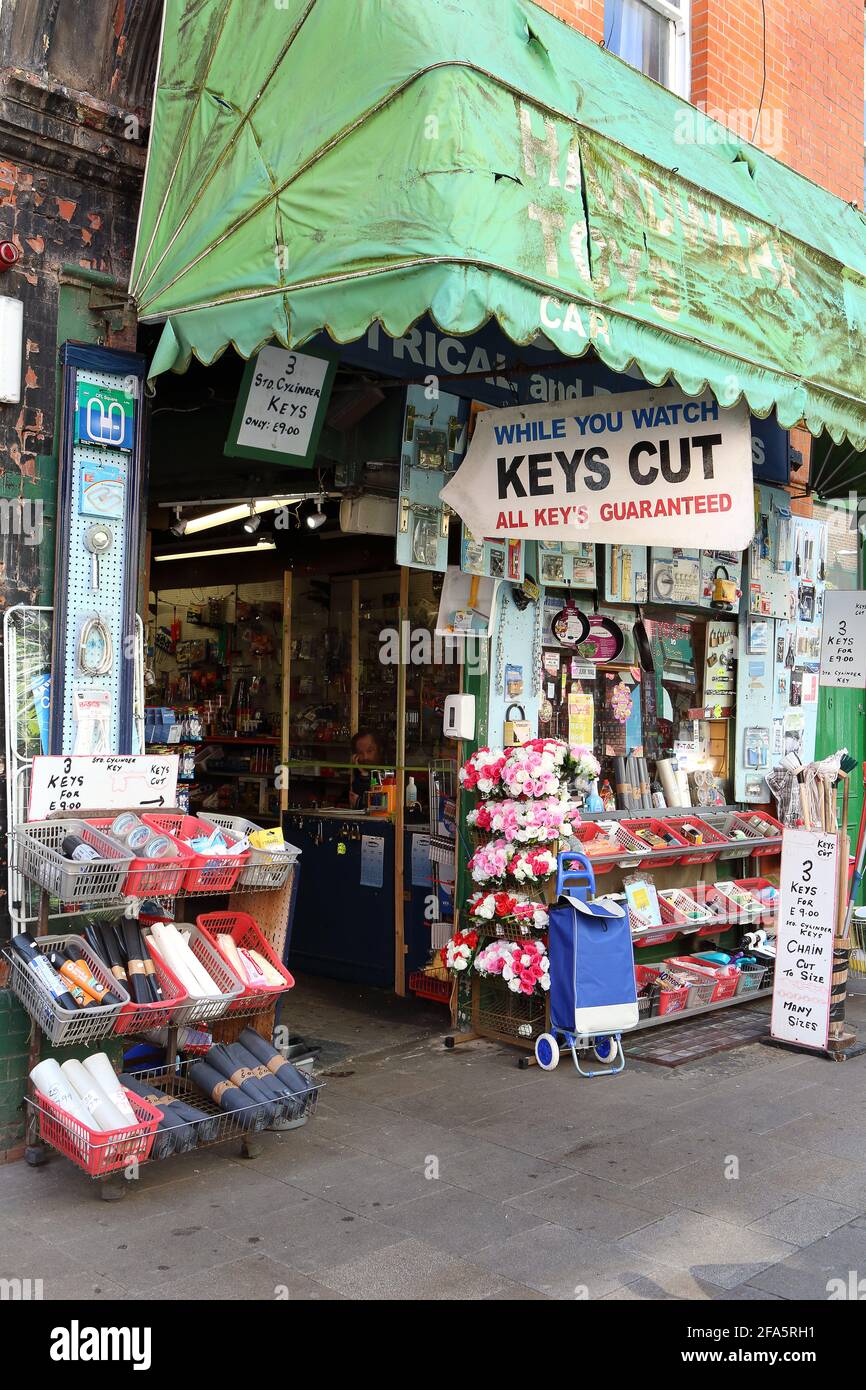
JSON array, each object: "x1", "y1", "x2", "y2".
[
  {"x1": 440, "y1": 929, "x2": 479, "y2": 973},
  {"x1": 473, "y1": 938, "x2": 550, "y2": 995},
  {"x1": 458, "y1": 748, "x2": 506, "y2": 795},
  {"x1": 500, "y1": 741, "x2": 568, "y2": 799},
  {"x1": 506, "y1": 846, "x2": 557, "y2": 884},
  {"x1": 567, "y1": 745, "x2": 602, "y2": 783},
  {"x1": 467, "y1": 891, "x2": 549, "y2": 932},
  {"x1": 467, "y1": 838, "x2": 514, "y2": 885},
  {"x1": 467, "y1": 797, "x2": 576, "y2": 843}
]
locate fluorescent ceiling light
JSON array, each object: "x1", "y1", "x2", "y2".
[
  {"x1": 183, "y1": 498, "x2": 287, "y2": 535},
  {"x1": 154, "y1": 541, "x2": 276, "y2": 562}
]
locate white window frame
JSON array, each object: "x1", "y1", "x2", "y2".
[{"x1": 611, "y1": 0, "x2": 691, "y2": 99}]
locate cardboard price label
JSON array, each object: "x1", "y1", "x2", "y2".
[
  {"x1": 819, "y1": 590, "x2": 866, "y2": 689},
  {"x1": 770, "y1": 828, "x2": 837, "y2": 1051},
  {"x1": 28, "y1": 754, "x2": 179, "y2": 821}
]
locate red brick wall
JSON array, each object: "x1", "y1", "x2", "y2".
[
  {"x1": 533, "y1": 0, "x2": 865, "y2": 204},
  {"x1": 691, "y1": 0, "x2": 864, "y2": 204},
  {"x1": 532, "y1": 0, "x2": 605, "y2": 42}
]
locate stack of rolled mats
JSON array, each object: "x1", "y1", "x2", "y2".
[
  {"x1": 119, "y1": 1073, "x2": 220, "y2": 1158},
  {"x1": 189, "y1": 1029, "x2": 317, "y2": 1131}
]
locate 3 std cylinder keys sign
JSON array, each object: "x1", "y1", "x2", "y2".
[{"x1": 440, "y1": 386, "x2": 755, "y2": 547}]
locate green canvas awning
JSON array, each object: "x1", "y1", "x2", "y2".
[{"x1": 132, "y1": 0, "x2": 866, "y2": 447}]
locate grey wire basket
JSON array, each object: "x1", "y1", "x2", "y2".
[
  {"x1": 122, "y1": 1058, "x2": 323, "y2": 1160},
  {"x1": 197, "y1": 812, "x2": 300, "y2": 890},
  {"x1": 12, "y1": 819, "x2": 134, "y2": 905},
  {"x1": 146, "y1": 923, "x2": 245, "y2": 1027},
  {"x1": 3, "y1": 932, "x2": 130, "y2": 1046}
]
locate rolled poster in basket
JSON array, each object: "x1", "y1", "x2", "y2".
[
  {"x1": 238, "y1": 1027, "x2": 315, "y2": 1098},
  {"x1": 83, "y1": 1054, "x2": 136, "y2": 1124},
  {"x1": 548, "y1": 895, "x2": 639, "y2": 1038},
  {"x1": 60, "y1": 1058, "x2": 129, "y2": 1132},
  {"x1": 120, "y1": 1074, "x2": 219, "y2": 1147},
  {"x1": 205, "y1": 1046, "x2": 278, "y2": 1121},
  {"x1": 30, "y1": 1058, "x2": 92, "y2": 1129},
  {"x1": 189, "y1": 1061, "x2": 268, "y2": 1129}
]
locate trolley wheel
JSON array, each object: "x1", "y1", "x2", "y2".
[
  {"x1": 534, "y1": 1033, "x2": 560, "y2": 1070},
  {"x1": 592, "y1": 1036, "x2": 619, "y2": 1064}
]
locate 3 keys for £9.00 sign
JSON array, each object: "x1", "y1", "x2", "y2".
[{"x1": 770, "y1": 828, "x2": 837, "y2": 1051}]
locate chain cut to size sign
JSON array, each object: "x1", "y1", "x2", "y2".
[{"x1": 770, "y1": 828, "x2": 837, "y2": 1051}]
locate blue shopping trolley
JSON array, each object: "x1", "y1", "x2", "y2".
[{"x1": 534, "y1": 851, "x2": 639, "y2": 1077}]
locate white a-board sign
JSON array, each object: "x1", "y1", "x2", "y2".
[
  {"x1": 819, "y1": 590, "x2": 866, "y2": 688},
  {"x1": 28, "y1": 754, "x2": 179, "y2": 821},
  {"x1": 770, "y1": 828, "x2": 837, "y2": 1051}
]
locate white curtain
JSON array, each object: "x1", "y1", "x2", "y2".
[{"x1": 605, "y1": 0, "x2": 669, "y2": 85}]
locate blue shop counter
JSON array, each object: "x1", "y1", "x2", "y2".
[{"x1": 282, "y1": 812, "x2": 435, "y2": 989}]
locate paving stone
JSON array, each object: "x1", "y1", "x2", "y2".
[
  {"x1": 506, "y1": 1175, "x2": 666, "y2": 1238},
  {"x1": 619, "y1": 1209, "x2": 797, "y2": 1289},
  {"x1": 633, "y1": 1155, "x2": 799, "y2": 1227},
  {"x1": 140, "y1": 1253, "x2": 340, "y2": 1301},
  {"x1": 238, "y1": 1193, "x2": 406, "y2": 1273},
  {"x1": 61, "y1": 1216, "x2": 247, "y2": 1294},
  {"x1": 431, "y1": 1134, "x2": 578, "y2": 1199},
  {"x1": 747, "y1": 1220, "x2": 866, "y2": 1300},
  {"x1": 469, "y1": 1222, "x2": 658, "y2": 1299},
  {"x1": 313, "y1": 1236, "x2": 517, "y2": 1300},
  {"x1": 748, "y1": 1196, "x2": 858, "y2": 1246},
  {"x1": 280, "y1": 1151, "x2": 433, "y2": 1212},
  {"x1": 377, "y1": 1183, "x2": 544, "y2": 1254}
]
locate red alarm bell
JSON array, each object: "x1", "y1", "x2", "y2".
[{"x1": 0, "y1": 241, "x2": 20, "y2": 270}]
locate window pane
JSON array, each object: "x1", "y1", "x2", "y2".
[{"x1": 605, "y1": 0, "x2": 672, "y2": 86}]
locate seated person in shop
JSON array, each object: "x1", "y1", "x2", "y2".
[{"x1": 349, "y1": 728, "x2": 387, "y2": 809}]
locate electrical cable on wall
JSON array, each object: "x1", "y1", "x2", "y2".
[{"x1": 751, "y1": 0, "x2": 768, "y2": 144}]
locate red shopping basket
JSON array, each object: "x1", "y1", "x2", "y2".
[
  {"x1": 635, "y1": 963, "x2": 689, "y2": 1016},
  {"x1": 85, "y1": 816, "x2": 195, "y2": 898},
  {"x1": 140, "y1": 812, "x2": 248, "y2": 892},
  {"x1": 731, "y1": 810, "x2": 783, "y2": 857},
  {"x1": 660, "y1": 816, "x2": 728, "y2": 865},
  {"x1": 114, "y1": 940, "x2": 189, "y2": 1036},
  {"x1": 196, "y1": 911, "x2": 294, "y2": 1017},
  {"x1": 621, "y1": 818, "x2": 690, "y2": 867},
  {"x1": 35, "y1": 1088, "x2": 161, "y2": 1176},
  {"x1": 666, "y1": 955, "x2": 740, "y2": 1002}
]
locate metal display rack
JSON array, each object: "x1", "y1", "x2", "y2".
[
  {"x1": 447, "y1": 808, "x2": 781, "y2": 1064},
  {"x1": 6, "y1": 802, "x2": 309, "y2": 1191}
]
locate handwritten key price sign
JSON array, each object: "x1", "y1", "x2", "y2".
[
  {"x1": 819, "y1": 590, "x2": 866, "y2": 689},
  {"x1": 770, "y1": 828, "x2": 837, "y2": 1051},
  {"x1": 28, "y1": 754, "x2": 179, "y2": 821}
]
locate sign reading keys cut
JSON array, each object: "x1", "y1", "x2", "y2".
[{"x1": 770, "y1": 828, "x2": 837, "y2": 1051}]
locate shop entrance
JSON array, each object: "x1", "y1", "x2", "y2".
[{"x1": 143, "y1": 347, "x2": 460, "y2": 1053}]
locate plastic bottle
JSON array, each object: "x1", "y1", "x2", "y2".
[
  {"x1": 585, "y1": 779, "x2": 603, "y2": 813},
  {"x1": 405, "y1": 776, "x2": 418, "y2": 808}
]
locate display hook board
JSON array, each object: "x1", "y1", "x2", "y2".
[
  {"x1": 770, "y1": 827, "x2": 837, "y2": 1051},
  {"x1": 28, "y1": 754, "x2": 179, "y2": 821},
  {"x1": 819, "y1": 590, "x2": 866, "y2": 688}
]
